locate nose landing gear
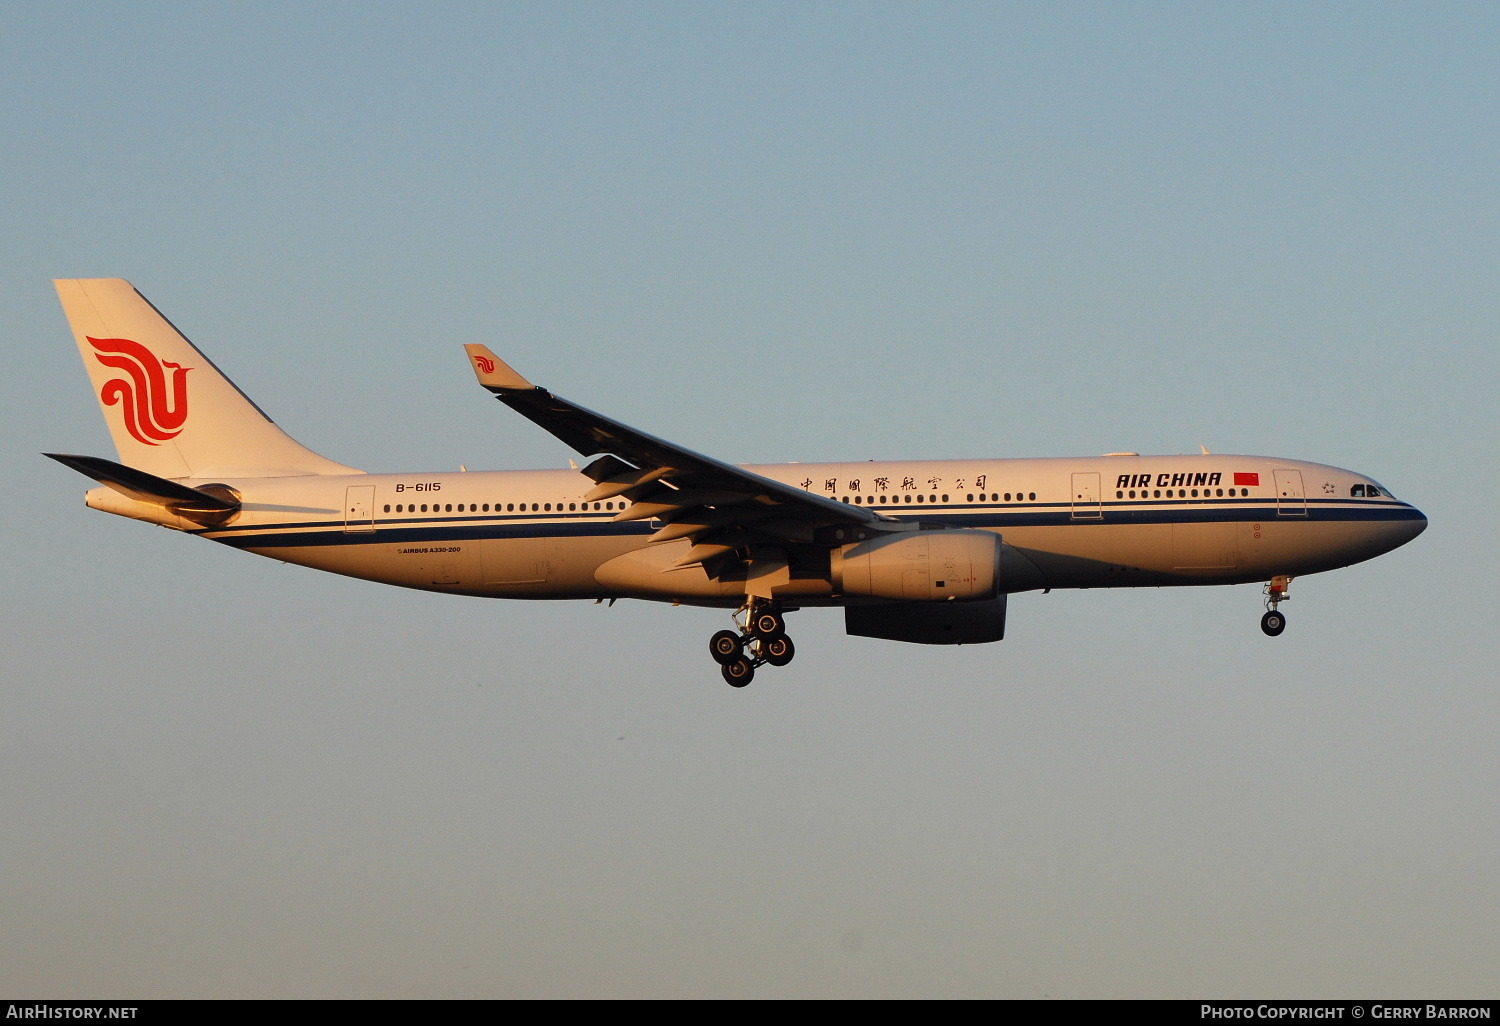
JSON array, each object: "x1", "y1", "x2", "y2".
[
  {"x1": 1261, "y1": 575, "x2": 1292, "y2": 636},
  {"x1": 708, "y1": 598, "x2": 796, "y2": 686}
]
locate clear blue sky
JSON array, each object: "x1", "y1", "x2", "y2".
[{"x1": 3, "y1": 1, "x2": 1495, "y2": 998}]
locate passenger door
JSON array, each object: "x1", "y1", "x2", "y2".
[
  {"x1": 1273, "y1": 470, "x2": 1307, "y2": 516},
  {"x1": 344, "y1": 485, "x2": 376, "y2": 533},
  {"x1": 1070, "y1": 472, "x2": 1102, "y2": 520}
]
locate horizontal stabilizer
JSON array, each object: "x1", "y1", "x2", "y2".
[{"x1": 44, "y1": 453, "x2": 239, "y2": 522}]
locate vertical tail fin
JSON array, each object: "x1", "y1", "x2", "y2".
[{"x1": 55, "y1": 278, "x2": 360, "y2": 478}]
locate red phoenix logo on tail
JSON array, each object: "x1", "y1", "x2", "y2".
[
  {"x1": 475, "y1": 355, "x2": 496, "y2": 375},
  {"x1": 87, "y1": 336, "x2": 191, "y2": 446}
]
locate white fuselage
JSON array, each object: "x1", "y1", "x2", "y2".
[{"x1": 89, "y1": 453, "x2": 1427, "y2": 607}]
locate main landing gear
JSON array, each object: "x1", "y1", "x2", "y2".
[
  {"x1": 1261, "y1": 575, "x2": 1293, "y2": 637},
  {"x1": 708, "y1": 599, "x2": 796, "y2": 687}
]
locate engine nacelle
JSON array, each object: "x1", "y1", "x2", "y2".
[
  {"x1": 846, "y1": 595, "x2": 1007, "y2": 645},
  {"x1": 830, "y1": 529, "x2": 1000, "y2": 602}
]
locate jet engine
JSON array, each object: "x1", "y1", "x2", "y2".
[
  {"x1": 845, "y1": 594, "x2": 1007, "y2": 645},
  {"x1": 830, "y1": 529, "x2": 1000, "y2": 602}
]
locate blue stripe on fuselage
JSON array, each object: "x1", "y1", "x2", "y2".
[{"x1": 201, "y1": 500, "x2": 1425, "y2": 550}]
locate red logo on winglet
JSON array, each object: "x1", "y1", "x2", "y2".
[
  {"x1": 88, "y1": 336, "x2": 191, "y2": 446},
  {"x1": 475, "y1": 355, "x2": 496, "y2": 374}
]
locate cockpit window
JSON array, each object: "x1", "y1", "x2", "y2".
[
  {"x1": 1352, "y1": 482, "x2": 1389, "y2": 498},
  {"x1": 1351, "y1": 484, "x2": 1365, "y2": 497}
]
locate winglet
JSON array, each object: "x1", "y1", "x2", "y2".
[{"x1": 464, "y1": 344, "x2": 534, "y2": 391}]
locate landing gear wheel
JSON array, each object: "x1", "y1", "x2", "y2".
[
  {"x1": 1261, "y1": 610, "x2": 1286, "y2": 637},
  {"x1": 709, "y1": 629, "x2": 744, "y2": 665},
  {"x1": 762, "y1": 634, "x2": 795, "y2": 667},
  {"x1": 751, "y1": 610, "x2": 785, "y2": 637},
  {"x1": 721, "y1": 657, "x2": 755, "y2": 687}
]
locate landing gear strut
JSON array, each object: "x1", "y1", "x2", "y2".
[
  {"x1": 1261, "y1": 575, "x2": 1292, "y2": 636},
  {"x1": 709, "y1": 598, "x2": 796, "y2": 686}
]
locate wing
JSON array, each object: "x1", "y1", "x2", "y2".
[{"x1": 463, "y1": 344, "x2": 895, "y2": 577}]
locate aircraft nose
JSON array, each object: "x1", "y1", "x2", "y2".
[
  {"x1": 1393, "y1": 506, "x2": 1428, "y2": 547},
  {"x1": 1344, "y1": 505, "x2": 1427, "y2": 565}
]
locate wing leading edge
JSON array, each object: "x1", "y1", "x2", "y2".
[{"x1": 463, "y1": 344, "x2": 894, "y2": 576}]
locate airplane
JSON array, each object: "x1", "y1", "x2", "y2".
[{"x1": 46, "y1": 278, "x2": 1428, "y2": 687}]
